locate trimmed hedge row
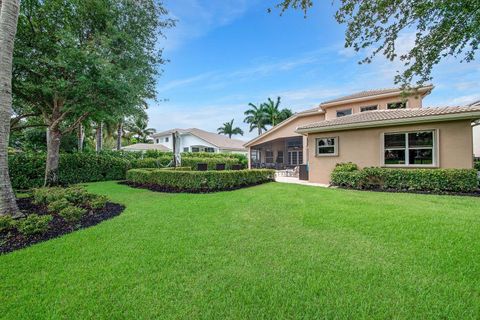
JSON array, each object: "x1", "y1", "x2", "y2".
[
  {"x1": 9, "y1": 153, "x2": 130, "y2": 190},
  {"x1": 126, "y1": 169, "x2": 275, "y2": 192},
  {"x1": 331, "y1": 163, "x2": 478, "y2": 193},
  {"x1": 130, "y1": 156, "x2": 242, "y2": 170}
]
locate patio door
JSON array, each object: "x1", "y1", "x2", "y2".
[{"x1": 288, "y1": 151, "x2": 303, "y2": 166}]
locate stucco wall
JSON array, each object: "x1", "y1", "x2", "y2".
[
  {"x1": 473, "y1": 125, "x2": 480, "y2": 157},
  {"x1": 324, "y1": 95, "x2": 423, "y2": 120},
  {"x1": 250, "y1": 113, "x2": 325, "y2": 146},
  {"x1": 307, "y1": 120, "x2": 474, "y2": 184}
]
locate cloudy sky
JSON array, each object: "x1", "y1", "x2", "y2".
[{"x1": 148, "y1": 0, "x2": 480, "y2": 140}]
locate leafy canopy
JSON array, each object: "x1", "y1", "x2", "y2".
[{"x1": 274, "y1": 0, "x2": 480, "y2": 86}]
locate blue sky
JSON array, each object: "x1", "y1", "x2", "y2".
[{"x1": 148, "y1": 0, "x2": 480, "y2": 140}]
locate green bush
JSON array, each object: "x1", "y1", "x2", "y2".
[
  {"x1": 334, "y1": 162, "x2": 359, "y2": 172},
  {"x1": 331, "y1": 164, "x2": 478, "y2": 193},
  {"x1": 59, "y1": 206, "x2": 87, "y2": 223},
  {"x1": 47, "y1": 198, "x2": 71, "y2": 213},
  {"x1": 32, "y1": 187, "x2": 67, "y2": 205},
  {"x1": 9, "y1": 152, "x2": 131, "y2": 189},
  {"x1": 181, "y1": 157, "x2": 241, "y2": 170},
  {"x1": 89, "y1": 195, "x2": 108, "y2": 209},
  {"x1": 475, "y1": 161, "x2": 480, "y2": 171},
  {"x1": 130, "y1": 156, "x2": 172, "y2": 169},
  {"x1": 126, "y1": 169, "x2": 275, "y2": 192},
  {"x1": 17, "y1": 214, "x2": 52, "y2": 236},
  {"x1": 64, "y1": 186, "x2": 91, "y2": 205},
  {"x1": 0, "y1": 216, "x2": 15, "y2": 233}
]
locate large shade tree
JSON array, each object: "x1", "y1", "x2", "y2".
[
  {"x1": 275, "y1": 0, "x2": 480, "y2": 85},
  {"x1": 13, "y1": 0, "x2": 173, "y2": 185},
  {"x1": 0, "y1": 0, "x2": 21, "y2": 216},
  {"x1": 217, "y1": 119, "x2": 244, "y2": 138}
]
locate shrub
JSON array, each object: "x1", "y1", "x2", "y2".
[
  {"x1": 47, "y1": 198, "x2": 71, "y2": 213},
  {"x1": 64, "y1": 186, "x2": 91, "y2": 205},
  {"x1": 89, "y1": 195, "x2": 108, "y2": 209},
  {"x1": 9, "y1": 152, "x2": 130, "y2": 189},
  {"x1": 17, "y1": 214, "x2": 52, "y2": 236},
  {"x1": 126, "y1": 169, "x2": 275, "y2": 192},
  {"x1": 181, "y1": 157, "x2": 241, "y2": 170},
  {"x1": 334, "y1": 162, "x2": 359, "y2": 172},
  {"x1": 0, "y1": 216, "x2": 15, "y2": 233},
  {"x1": 475, "y1": 161, "x2": 480, "y2": 171},
  {"x1": 130, "y1": 156, "x2": 172, "y2": 169},
  {"x1": 59, "y1": 206, "x2": 87, "y2": 223},
  {"x1": 331, "y1": 165, "x2": 478, "y2": 193},
  {"x1": 32, "y1": 187, "x2": 67, "y2": 205}
]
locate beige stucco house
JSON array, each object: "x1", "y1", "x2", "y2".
[{"x1": 245, "y1": 86, "x2": 480, "y2": 184}]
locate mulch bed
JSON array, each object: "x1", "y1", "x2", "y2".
[
  {"x1": 0, "y1": 198, "x2": 124, "y2": 254},
  {"x1": 120, "y1": 180, "x2": 272, "y2": 194}
]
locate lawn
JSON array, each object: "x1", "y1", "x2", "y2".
[{"x1": 1, "y1": 182, "x2": 480, "y2": 319}]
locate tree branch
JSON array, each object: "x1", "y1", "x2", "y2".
[
  {"x1": 10, "y1": 123, "x2": 47, "y2": 132},
  {"x1": 63, "y1": 112, "x2": 90, "y2": 134},
  {"x1": 10, "y1": 112, "x2": 41, "y2": 127}
]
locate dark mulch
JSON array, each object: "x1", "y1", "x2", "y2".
[
  {"x1": 120, "y1": 180, "x2": 273, "y2": 194},
  {"x1": 334, "y1": 186, "x2": 480, "y2": 197},
  {"x1": 0, "y1": 198, "x2": 124, "y2": 254}
]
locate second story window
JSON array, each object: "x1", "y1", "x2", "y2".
[
  {"x1": 165, "y1": 137, "x2": 169, "y2": 142},
  {"x1": 336, "y1": 109, "x2": 352, "y2": 117},
  {"x1": 387, "y1": 101, "x2": 407, "y2": 109},
  {"x1": 360, "y1": 105, "x2": 378, "y2": 112}
]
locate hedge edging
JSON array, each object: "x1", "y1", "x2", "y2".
[
  {"x1": 331, "y1": 163, "x2": 479, "y2": 193},
  {"x1": 125, "y1": 169, "x2": 275, "y2": 193}
]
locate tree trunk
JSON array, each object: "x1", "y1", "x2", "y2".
[
  {"x1": 0, "y1": 0, "x2": 21, "y2": 216},
  {"x1": 77, "y1": 123, "x2": 84, "y2": 152},
  {"x1": 258, "y1": 127, "x2": 262, "y2": 136},
  {"x1": 95, "y1": 122, "x2": 103, "y2": 153},
  {"x1": 44, "y1": 126, "x2": 62, "y2": 186},
  {"x1": 116, "y1": 121, "x2": 122, "y2": 151}
]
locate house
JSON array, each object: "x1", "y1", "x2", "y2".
[
  {"x1": 470, "y1": 100, "x2": 480, "y2": 158},
  {"x1": 151, "y1": 128, "x2": 247, "y2": 154},
  {"x1": 245, "y1": 85, "x2": 480, "y2": 184}
]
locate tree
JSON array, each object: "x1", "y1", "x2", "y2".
[
  {"x1": 262, "y1": 97, "x2": 293, "y2": 126},
  {"x1": 217, "y1": 119, "x2": 244, "y2": 138},
  {"x1": 125, "y1": 112, "x2": 156, "y2": 143},
  {"x1": 275, "y1": 0, "x2": 480, "y2": 85},
  {"x1": 0, "y1": 0, "x2": 21, "y2": 216},
  {"x1": 13, "y1": 0, "x2": 173, "y2": 185},
  {"x1": 244, "y1": 103, "x2": 268, "y2": 136}
]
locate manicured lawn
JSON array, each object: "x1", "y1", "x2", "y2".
[{"x1": 1, "y1": 182, "x2": 480, "y2": 319}]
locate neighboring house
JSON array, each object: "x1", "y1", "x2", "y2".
[
  {"x1": 245, "y1": 85, "x2": 480, "y2": 184},
  {"x1": 121, "y1": 143, "x2": 170, "y2": 152},
  {"x1": 152, "y1": 128, "x2": 247, "y2": 154},
  {"x1": 470, "y1": 100, "x2": 480, "y2": 158}
]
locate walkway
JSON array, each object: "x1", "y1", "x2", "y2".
[{"x1": 275, "y1": 176, "x2": 330, "y2": 188}]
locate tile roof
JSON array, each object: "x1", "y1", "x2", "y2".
[
  {"x1": 319, "y1": 85, "x2": 433, "y2": 106},
  {"x1": 297, "y1": 106, "x2": 480, "y2": 132},
  {"x1": 152, "y1": 128, "x2": 246, "y2": 151},
  {"x1": 121, "y1": 143, "x2": 171, "y2": 151}
]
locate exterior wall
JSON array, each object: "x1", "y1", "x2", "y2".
[
  {"x1": 250, "y1": 113, "x2": 325, "y2": 146},
  {"x1": 154, "y1": 134, "x2": 173, "y2": 150},
  {"x1": 324, "y1": 94, "x2": 423, "y2": 120},
  {"x1": 179, "y1": 134, "x2": 218, "y2": 152},
  {"x1": 474, "y1": 125, "x2": 480, "y2": 157},
  {"x1": 307, "y1": 120, "x2": 474, "y2": 184}
]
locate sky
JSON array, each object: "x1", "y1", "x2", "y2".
[{"x1": 148, "y1": 0, "x2": 480, "y2": 141}]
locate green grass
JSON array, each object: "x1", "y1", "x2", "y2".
[{"x1": 1, "y1": 181, "x2": 480, "y2": 319}]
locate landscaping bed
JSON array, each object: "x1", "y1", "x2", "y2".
[
  {"x1": 125, "y1": 168, "x2": 275, "y2": 193},
  {"x1": 0, "y1": 187, "x2": 124, "y2": 254}
]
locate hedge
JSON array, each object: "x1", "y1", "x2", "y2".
[
  {"x1": 181, "y1": 157, "x2": 241, "y2": 170},
  {"x1": 331, "y1": 163, "x2": 478, "y2": 193},
  {"x1": 9, "y1": 153, "x2": 130, "y2": 190},
  {"x1": 126, "y1": 169, "x2": 275, "y2": 192}
]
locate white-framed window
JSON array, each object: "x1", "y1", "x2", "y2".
[
  {"x1": 191, "y1": 147, "x2": 200, "y2": 152},
  {"x1": 382, "y1": 130, "x2": 436, "y2": 167},
  {"x1": 183, "y1": 147, "x2": 189, "y2": 152},
  {"x1": 387, "y1": 101, "x2": 407, "y2": 109},
  {"x1": 165, "y1": 137, "x2": 169, "y2": 142},
  {"x1": 336, "y1": 109, "x2": 352, "y2": 117},
  {"x1": 316, "y1": 137, "x2": 338, "y2": 156},
  {"x1": 265, "y1": 151, "x2": 274, "y2": 163},
  {"x1": 205, "y1": 147, "x2": 215, "y2": 153},
  {"x1": 288, "y1": 151, "x2": 303, "y2": 165},
  {"x1": 156, "y1": 139, "x2": 160, "y2": 143},
  {"x1": 276, "y1": 151, "x2": 284, "y2": 164},
  {"x1": 360, "y1": 105, "x2": 378, "y2": 112}
]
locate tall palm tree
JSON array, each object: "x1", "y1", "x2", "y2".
[
  {"x1": 263, "y1": 97, "x2": 294, "y2": 126},
  {"x1": 0, "y1": 0, "x2": 21, "y2": 216},
  {"x1": 125, "y1": 113, "x2": 156, "y2": 143},
  {"x1": 217, "y1": 119, "x2": 244, "y2": 138},
  {"x1": 244, "y1": 103, "x2": 268, "y2": 136}
]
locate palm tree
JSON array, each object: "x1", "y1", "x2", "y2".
[
  {"x1": 217, "y1": 119, "x2": 244, "y2": 138},
  {"x1": 244, "y1": 103, "x2": 268, "y2": 136},
  {"x1": 0, "y1": 0, "x2": 22, "y2": 216},
  {"x1": 125, "y1": 113, "x2": 156, "y2": 143},
  {"x1": 263, "y1": 97, "x2": 294, "y2": 126}
]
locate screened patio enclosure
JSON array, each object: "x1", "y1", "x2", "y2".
[{"x1": 249, "y1": 136, "x2": 304, "y2": 169}]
